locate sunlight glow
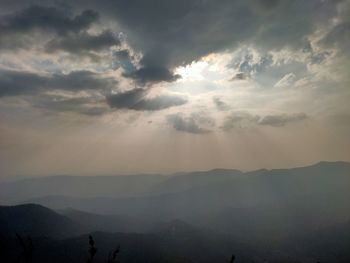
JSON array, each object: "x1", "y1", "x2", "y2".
[{"x1": 175, "y1": 61, "x2": 210, "y2": 80}]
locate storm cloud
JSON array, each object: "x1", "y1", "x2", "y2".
[
  {"x1": 0, "y1": 5, "x2": 98, "y2": 36},
  {"x1": 46, "y1": 30, "x2": 120, "y2": 54},
  {"x1": 0, "y1": 5, "x2": 102, "y2": 52}
]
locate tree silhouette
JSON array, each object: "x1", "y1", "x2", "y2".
[
  {"x1": 87, "y1": 235, "x2": 97, "y2": 263},
  {"x1": 107, "y1": 245, "x2": 120, "y2": 263},
  {"x1": 16, "y1": 233, "x2": 34, "y2": 263}
]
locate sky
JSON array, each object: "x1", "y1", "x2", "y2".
[{"x1": 0, "y1": 0, "x2": 350, "y2": 178}]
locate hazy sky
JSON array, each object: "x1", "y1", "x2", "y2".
[{"x1": 0, "y1": 0, "x2": 350, "y2": 177}]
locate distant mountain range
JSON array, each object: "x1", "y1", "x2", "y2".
[
  {"x1": 0, "y1": 173, "x2": 167, "y2": 203},
  {"x1": 0, "y1": 203, "x2": 349, "y2": 263},
  {"x1": 2, "y1": 162, "x2": 348, "y2": 237},
  {"x1": 0, "y1": 161, "x2": 349, "y2": 262},
  {"x1": 2, "y1": 161, "x2": 349, "y2": 204}
]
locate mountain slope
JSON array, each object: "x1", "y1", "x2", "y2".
[
  {"x1": 279, "y1": 220, "x2": 350, "y2": 262},
  {"x1": 59, "y1": 208, "x2": 158, "y2": 233},
  {"x1": 0, "y1": 204, "x2": 86, "y2": 239},
  {"x1": 0, "y1": 222, "x2": 261, "y2": 263}
]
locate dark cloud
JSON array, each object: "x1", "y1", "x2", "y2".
[
  {"x1": 124, "y1": 67, "x2": 181, "y2": 84},
  {"x1": 49, "y1": 70, "x2": 116, "y2": 91},
  {"x1": 167, "y1": 113, "x2": 212, "y2": 134},
  {"x1": 92, "y1": 0, "x2": 339, "y2": 82},
  {"x1": 213, "y1": 97, "x2": 230, "y2": 111},
  {"x1": 222, "y1": 111, "x2": 308, "y2": 130},
  {"x1": 230, "y1": 72, "x2": 247, "y2": 81},
  {"x1": 106, "y1": 88, "x2": 187, "y2": 111},
  {"x1": 0, "y1": 69, "x2": 45, "y2": 97},
  {"x1": 0, "y1": 1, "x2": 342, "y2": 82},
  {"x1": 46, "y1": 30, "x2": 120, "y2": 54},
  {"x1": 0, "y1": 69, "x2": 116, "y2": 97},
  {"x1": 0, "y1": 5, "x2": 100, "y2": 51},
  {"x1": 0, "y1": 5, "x2": 98, "y2": 36}
]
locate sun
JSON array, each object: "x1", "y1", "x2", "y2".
[{"x1": 174, "y1": 61, "x2": 210, "y2": 81}]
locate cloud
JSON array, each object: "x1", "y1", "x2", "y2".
[
  {"x1": 213, "y1": 97, "x2": 230, "y2": 111},
  {"x1": 106, "y1": 88, "x2": 187, "y2": 111},
  {"x1": 258, "y1": 113, "x2": 308, "y2": 127},
  {"x1": 49, "y1": 71, "x2": 116, "y2": 91},
  {"x1": 321, "y1": 22, "x2": 350, "y2": 52},
  {"x1": 33, "y1": 95, "x2": 109, "y2": 116},
  {"x1": 0, "y1": 5, "x2": 100, "y2": 51},
  {"x1": 124, "y1": 67, "x2": 181, "y2": 84},
  {"x1": 93, "y1": 0, "x2": 339, "y2": 82},
  {"x1": 230, "y1": 72, "x2": 247, "y2": 81},
  {"x1": 222, "y1": 112, "x2": 260, "y2": 130},
  {"x1": 229, "y1": 53, "x2": 273, "y2": 77},
  {"x1": 0, "y1": 1, "x2": 342, "y2": 82},
  {"x1": 114, "y1": 50, "x2": 131, "y2": 60},
  {"x1": 222, "y1": 111, "x2": 308, "y2": 130},
  {"x1": 0, "y1": 69, "x2": 116, "y2": 97},
  {"x1": 46, "y1": 30, "x2": 120, "y2": 54},
  {"x1": 0, "y1": 69, "x2": 45, "y2": 97},
  {"x1": 112, "y1": 49, "x2": 136, "y2": 73},
  {"x1": 0, "y1": 5, "x2": 98, "y2": 36},
  {"x1": 309, "y1": 51, "x2": 331, "y2": 65},
  {"x1": 167, "y1": 113, "x2": 213, "y2": 134},
  {"x1": 228, "y1": 49, "x2": 308, "y2": 87}
]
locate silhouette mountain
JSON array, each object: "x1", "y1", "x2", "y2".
[
  {"x1": 279, "y1": 220, "x2": 350, "y2": 262},
  {"x1": 1, "y1": 162, "x2": 350, "y2": 262},
  {"x1": 0, "y1": 204, "x2": 86, "y2": 239},
  {"x1": 0, "y1": 204, "x2": 260, "y2": 263},
  {"x1": 0, "y1": 202, "x2": 349, "y2": 262}
]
